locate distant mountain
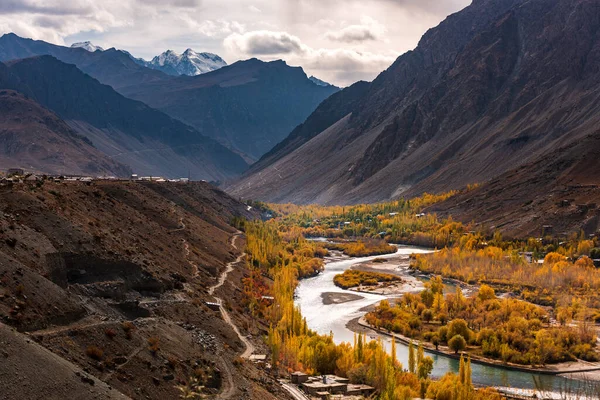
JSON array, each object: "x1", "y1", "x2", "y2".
[
  {"x1": 70, "y1": 41, "x2": 104, "y2": 52},
  {"x1": 0, "y1": 34, "x2": 336, "y2": 161},
  {"x1": 120, "y1": 58, "x2": 339, "y2": 160},
  {"x1": 0, "y1": 56, "x2": 248, "y2": 180},
  {"x1": 0, "y1": 90, "x2": 130, "y2": 177},
  {"x1": 309, "y1": 76, "x2": 334, "y2": 87},
  {"x1": 0, "y1": 33, "x2": 169, "y2": 90},
  {"x1": 228, "y1": 0, "x2": 600, "y2": 205},
  {"x1": 138, "y1": 49, "x2": 227, "y2": 76}
]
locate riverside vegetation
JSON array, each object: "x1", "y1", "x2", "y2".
[
  {"x1": 239, "y1": 194, "x2": 507, "y2": 399},
  {"x1": 239, "y1": 191, "x2": 600, "y2": 398}
]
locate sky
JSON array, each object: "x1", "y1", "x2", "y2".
[{"x1": 0, "y1": 0, "x2": 471, "y2": 86}]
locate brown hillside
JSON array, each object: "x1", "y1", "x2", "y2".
[
  {"x1": 427, "y1": 132, "x2": 600, "y2": 238},
  {"x1": 0, "y1": 90, "x2": 130, "y2": 177},
  {"x1": 0, "y1": 180, "x2": 289, "y2": 400},
  {"x1": 228, "y1": 0, "x2": 600, "y2": 208}
]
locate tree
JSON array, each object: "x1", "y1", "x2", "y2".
[
  {"x1": 448, "y1": 319, "x2": 472, "y2": 342},
  {"x1": 408, "y1": 341, "x2": 416, "y2": 374},
  {"x1": 431, "y1": 334, "x2": 440, "y2": 350},
  {"x1": 418, "y1": 356, "x2": 434, "y2": 379},
  {"x1": 449, "y1": 335, "x2": 467, "y2": 354},
  {"x1": 422, "y1": 309, "x2": 434, "y2": 323},
  {"x1": 544, "y1": 252, "x2": 565, "y2": 264},
  {"x1": 477, "y1": 285, "x2": 495, "y2": 302}
]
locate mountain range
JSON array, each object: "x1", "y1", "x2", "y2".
[
  {"x1": 0, "y1": 56, "x2": 247, "y2": 180},
  {"x1": 227, "y1": 0, "x2": 600, "y2": 227},
  {"x1": 140, "y1": 49, "x2": 228, "y2": 76},
  {"x1": 70, "y1": 41, "x2": 227, "y2": 77},
  {"x1": 120, "y1": 58, "x2": 339, "y2": 160},
  {"x1": 0, "y1": 34, "x2": 336, "y2": 174}
]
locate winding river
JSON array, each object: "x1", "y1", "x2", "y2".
[{"x1": 295, "y1": 245, "x2": 585, "y2": 395}]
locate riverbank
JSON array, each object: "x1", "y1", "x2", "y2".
[
  {"x1": 352, "y1": 315, "x2": 600, "y2": 376},
  {"x1": 321, "y1": 292, "x2": 364, "y2": 305}
]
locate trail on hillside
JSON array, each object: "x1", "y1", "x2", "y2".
[{"x1": 208, "y1": 233, "x2": 255, "y2": 358}]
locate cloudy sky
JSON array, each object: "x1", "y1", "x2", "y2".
[{"x1": 0, "y1": 0, "x2": 471, "y2": 86}]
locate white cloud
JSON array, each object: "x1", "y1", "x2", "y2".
[
  {"x1": 325, "y1": 16, "x2": 386, "y2": 43},
  {"x1": 223, "y1": 29, "x2": 396, "y2": 86},
  {"x1": 0, "y1": 0, "x2": 471, "y2": 85},
  {"x1": 224, "y1": 30, "x2": 307, "y2": 55}
]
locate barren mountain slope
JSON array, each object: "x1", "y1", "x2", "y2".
[
  {"x1": 426, "y1": 131, "x2": 600, "y2": 238},
  {"x1": 0, "y1": 180, "x2": 289, "y2": 400},
  {"x1": 0, "y1": 56, "x2": 247, "y2": 179},
  {"x1": 229, "y1": 0, "x2": 600, "y2": 205},
  {"x1": 0, "y1": 90, "x2": 130, "y2": 176}
]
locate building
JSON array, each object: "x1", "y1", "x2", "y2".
[
  {"x1": 290, "y1": 371, "x2": 309, "y2": 384},
  {"x1": 205, "y1": 302, "x2": 220, "y2": 311},
  {"x1": 519, "y1": 252, "x2": 534, "y2": 263},
  {"x1": 300, "y1": 375, "x2": 348, "y2": 396},
  {"x1": 346, "y1": 384, "x2": 376, "y2": 397},
  {"x1": 248, "y1": 354, "x2": 267, "y2": 364},
  {"x1": 7, "y1": 168, "x2": 24, "y2": 177}
]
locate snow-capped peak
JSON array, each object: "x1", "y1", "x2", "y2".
[
  {"x1": 71, "y1": 41, "x2": 104, "y2": 52},
  {"x1": 147, "y1": 48, "x2": 227, "y2": 76},
  {"x1": 309, "y1": 76, "x2": 334, "y2": 87}
]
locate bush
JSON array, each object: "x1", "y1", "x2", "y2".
[
  {"x1": 105, "y1": 328, "x2": 117, "y2": 339},
  {"x1": 121, "y1": 321, "x2": 135, "y2": 339},
  {"x1": 148, "y1": 337, "x2": 160, "y2": 353},
  {"x1": 86, "y1": 345, "x2": 104, "y2": 360}
]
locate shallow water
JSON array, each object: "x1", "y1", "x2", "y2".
[{"x1": 295, "y1": 245, "x2": 583, "y2": 393}]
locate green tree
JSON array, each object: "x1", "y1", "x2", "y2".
[
  {"x1": 449, "y1": 335, "x2": 467, "y2": 354},
  {"x1": 418, "y1": 356, "x2": 434, "y2": 379},
  {"x1": 408, "y1": 341, "x2": 416, "y2": 374}
]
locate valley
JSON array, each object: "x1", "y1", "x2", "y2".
[{"x1": 1, "y1": 0, "x2": 600, "y2": 399}]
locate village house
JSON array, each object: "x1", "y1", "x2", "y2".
[
  {"x1": 291, "y1": 374, "x2": 375, "y2": 398},
  {"x1": 6, "y1": 168, "x2": 24, "y2": 177}
]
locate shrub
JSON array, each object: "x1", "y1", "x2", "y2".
[
  {"x1": 105, "y1": 328, "x2": 117, "y2": 339},
  {"x1": 121, "y1": 321, "x2": 135, "y2": 339},
  {"x1": 148, "y1": 337, "x2": 160, "y2": 353},
  {"x1": 86, "y1": 345, "x2": 104, "y2": 360}
]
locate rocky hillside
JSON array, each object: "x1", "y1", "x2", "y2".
[
  {"x1": 0, "y1": 56, "x2": 248, "y2": 180},
  {"x1": 0, "y1": 180, "x2": 288, "y2": 400},
  {"x1": 229, "y1": 0, "x2": 600, "y2": 205},
  {"x1": 120, "y1": 59, "x2": 339, "y2": 161},
  {"x1": 0, "y1": 90, "x2": 130, "y2": 176},
  {"x1": 427, "y1": 130, "x2": 600, "y2": 238}
]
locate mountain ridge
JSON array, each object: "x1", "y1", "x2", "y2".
[
  {"x1": 0, "y1": 55, "x2": 248, "y2": 179},
  {"x1": 227, "y1": 0, "x2": 600, "y2": 207},
  {"x1": 120, "y1": 58, "x2": 340, "y2": 160}
]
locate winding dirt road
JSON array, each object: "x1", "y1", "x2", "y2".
[{"x1": 208, "y1": 233, "x2": 255, "y2": 359}]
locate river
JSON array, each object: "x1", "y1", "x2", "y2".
[{"x1": 295, "y1": 245, "x2": 587, "y2": 395}]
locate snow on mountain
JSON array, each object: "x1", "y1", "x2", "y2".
[
  {"x1": 309, "y1": 76, "x2": 334, "y2": 87},
  {"x1": 70, "y1": 42, "x2": 104, "y2": 52},
  {"x1": 146, "y1": 49, "x2": 227, "y2": 76}
]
